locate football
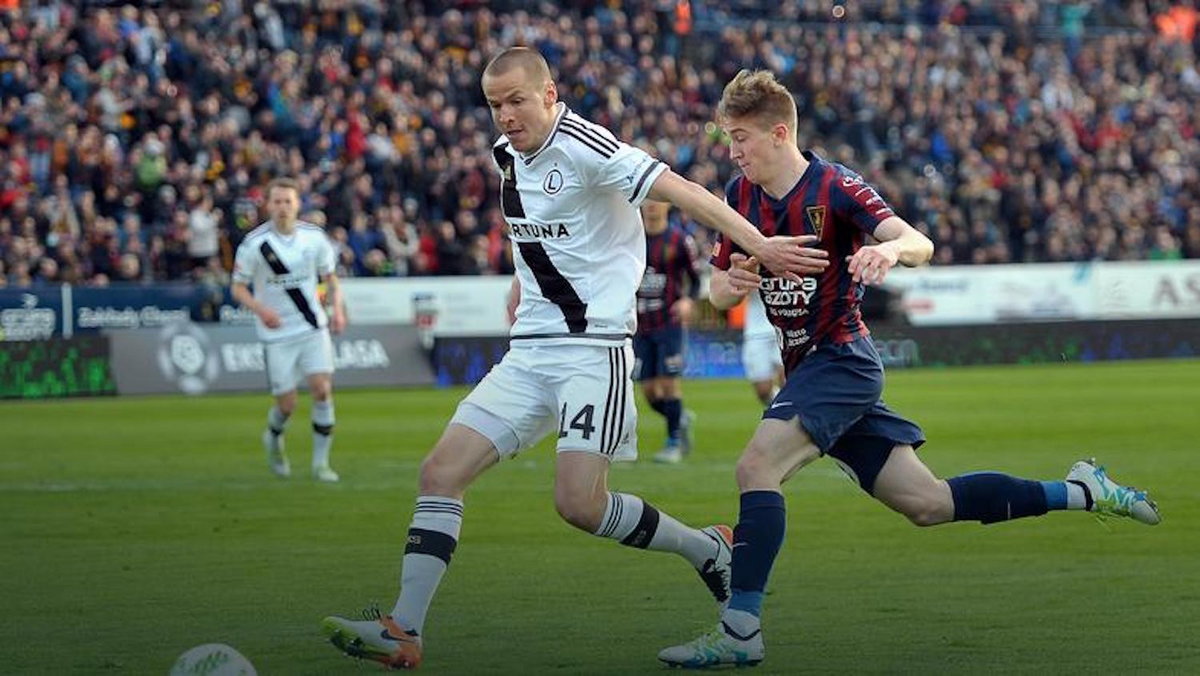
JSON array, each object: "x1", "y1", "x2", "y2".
[{"x1": 168, "y1": 643, "x2": 257, "y2": 676}]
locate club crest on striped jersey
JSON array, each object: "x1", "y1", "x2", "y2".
[
  {"x1": 806, "y1": 205, "x2": 826, "y2": 238},
  {"x1": 543, "y1": 169, "x2": 564, "y2": 194}
]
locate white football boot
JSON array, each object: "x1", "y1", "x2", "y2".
[
  {"x1": 262, "y1": 429, "x2": 290, "y2": 478},
  {"x1": 312, "y1": 464, "x2": 340, "y2": 483},
  {"x1": 659, "y1": 619, "x2": 764, "y2": 669},
  {"x1": 1066, "y1": 458, "x2": 1159, "y2": 525}
]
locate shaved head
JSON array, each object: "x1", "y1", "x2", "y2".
[
  {"x1": 481, "y1": 47, "x2": 559, "y2": 153},
  {"x1": 482, "y1": 47, "x2": 552, "y2": 85}
]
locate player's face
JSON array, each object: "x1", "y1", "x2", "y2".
[
  {"x1": 723, "y1": 116, "x2": 784, "y2": 186},
  {"x1": 483, "y1": 68, "x2": 558, "y2": 153},
  {"x1": 267, "y1": 186, "x2": 300, "y2": 225},
  {"x1": 641, "y1": 199, "x2": 669, "y2": 234}
]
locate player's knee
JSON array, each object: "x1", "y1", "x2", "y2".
[
  {"x1": 310, "y1": 380, "x2": 332, "y2": 401},
  {"x1": 735, "y1": 449, "x2": 776, "y2": 489},
  {"x1": 554, "y1": 490, "x2": 604, "y2": 532},
  {"x1": 276, "y1": 397, "x2": 297, "y2": 417},
  {"x1": 417, "y1": 452, "x2": 467, "y2": 496},
  {"x1": 898, "y1": 495, "x2": 952, "y2": 527}
]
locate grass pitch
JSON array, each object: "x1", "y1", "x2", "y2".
[{"x1": 2, "y1": 360, "x2": 1198, "y2": 674}]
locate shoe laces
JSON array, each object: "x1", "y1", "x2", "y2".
[
  {"x1": 691, "y1": 626, "x2": 746, "y2": 660},
  {"x1": 698, "y1": 560, "x2": 730, "y2": 603},
  {"x1": 357, "y1": 602, "x2": 385, "y2": 622}
]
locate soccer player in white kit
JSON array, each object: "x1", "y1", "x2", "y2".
[
  {"x1": 741, "y1": 291, "x2": 785, "y2": 407},
  {"x1": 321, "y1": 48, "x2": 830, "y2": 669},
  {"x1": 231, "y1": 178, "x2": 347, "y2": 483}
]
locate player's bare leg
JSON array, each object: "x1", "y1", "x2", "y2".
[
  {"x1": 646, "y1": 377, "x2": 689, "y2": 463},
  {"x1": 661, "y1": 418, "x2": 817, "y2": 668},
  {"x1": 870, "y1": 444, "x2": 1158, "y2": 526},
  {"x1": 556, "y1": 451, "x2": 734, "y2": 606},
  {"x1": 263, "y1": 389, "x2": 296, "y2": 477},
  {"x1": 323, "y1": 424, "x2": 498, "y2": 669},
  {"x1": 307, "y1": 372, "x2": 338, "y2": 482}
]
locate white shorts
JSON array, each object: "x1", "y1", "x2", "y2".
[
  {"x1": 264, "y1": 329, "x2": 334, "y2": 395},
  {"x1": 742, "y1": 333, "x2": 783, "y2": 383},
  {"x1": 451, "y1": 341, "x2": 638, "y2": 461}
]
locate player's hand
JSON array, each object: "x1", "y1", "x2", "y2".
[
  {"x1": 259, "y1": 308, "x2": 282, "y2": 329},
  {"x1": 753, "y1": 235, "x2": 829, "y2": 283},
  {"x1": 846, "y1": 243, "x2": 899, "y2": 286},
  {"x1": 726, "y1": 253, "x2": 762, "y2": 296},
  {"x1": 330, "y1": 307, "x2": 347, "y2": 334},
  {"x1": 670, "y1": 297, "x2": 695, "y2": 326},
  {"x1": 505, "y1": 278, "x2": 520, "y2": 325}
]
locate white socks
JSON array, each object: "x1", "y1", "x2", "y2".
[
  {"x1": 393, "y1": 497, "x2": 464, "y2": 635},
  {"x1": 594, "y1": 492, "x2": 714, "y2": 568}
]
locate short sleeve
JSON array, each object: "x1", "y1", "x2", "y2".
[
  {"x1": 709, "y1": 177, "x2": 747, "y2": 270},
  {"x1": 318, "y1": 235, "x2": 336, "y2": 276},
  {"x1": 573, "y1": 135, "x2": 667, "y2": 208},
  {"x1": 232, "y1": 240, "x2": 257, "y2": 284},
  {"x1": 831, "y1": 168, "x2": 895, "y2": 236}
]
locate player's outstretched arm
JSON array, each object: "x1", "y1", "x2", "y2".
[
  {"x1": 647, "y1": 170, "x2": 828, "y2": 281},
  {"x1": 846, "y1": 217, "x2": 934, "y2": 286}
]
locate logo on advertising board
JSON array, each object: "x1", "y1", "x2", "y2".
[
  {"x1": 0, "y1": 293, "x2": 56, "y2": 341},
  {"x1": 156, "y1": 321, "x2": 220, "y2": 394}
]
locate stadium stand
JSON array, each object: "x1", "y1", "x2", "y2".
[{"x1": 0, "y1": 0, "x2": 1197, "y2": 288}]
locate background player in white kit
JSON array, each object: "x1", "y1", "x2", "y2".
[
  {"x1": 741, "y1": 291, "x2": 784, "y2": 407},
  {"x1": 321, "y1": 48, "x2": 829, "y2": 669},
  {"x1": 231, "y1": 178, "x2": 347, "y2": 483}
]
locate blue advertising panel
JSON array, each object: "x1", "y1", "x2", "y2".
[
  {"x1": 1, "y1": 284, "x2": 256, "y2": 340},
  {"x1": 0, "y1": 286, "x2": 65, "y2": 341}
]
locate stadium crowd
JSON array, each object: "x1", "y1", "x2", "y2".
[{"x1": 0, "y1": 0, "x2": 1198, "y2": 287}]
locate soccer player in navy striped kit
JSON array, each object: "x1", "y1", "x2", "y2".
[
  {"x1": 321, "y1": 50, "x2": 829, "y2": 669},
  {"x1": 634, "y1": 198, "x2": 701, "y2": 463},
  {"x1": 658, "y1": 70, "x2": 1161, "y2": 669}
]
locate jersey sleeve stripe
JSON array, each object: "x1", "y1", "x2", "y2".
[
  {"x1": 560, "y1": 119, "x2": 619, "y2": 154},
  {"x1": 515, "y1": 241, "x2": 589, "y2": 333},
  {"x1": 629, "y1": 160, "x2": 664, "y2": 204},
  {"x1": 560, "y1": 127, "x2": 614, "y2": 159}
]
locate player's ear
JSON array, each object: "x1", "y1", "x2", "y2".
[
  {"x1": 544, "y1": 79, "x2": 558, "y2": 107},
  {"x1": 773, "y1": 122, "x2": 789, "y2": 147}
]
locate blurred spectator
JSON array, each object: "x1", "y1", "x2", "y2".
[{"x1": 0, "y1": 0, "x2": 1195, "y2": 291}]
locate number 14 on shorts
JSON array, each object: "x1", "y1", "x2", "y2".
[{"x1": 559, "y1": 403, "x2": 597, "y2": 440}]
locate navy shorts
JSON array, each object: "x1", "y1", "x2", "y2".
[
  {"x1": 633, "y1": 326, "x2": 685, "y2": 381},
  {"x1": 764, "y1": 336, "x2": 925, "y2": 491}
]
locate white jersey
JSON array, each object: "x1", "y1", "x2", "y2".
[
  {"x1": 232, "y1": 220, "x2": 336, "y2": 342},
  {"x1": 744, "y1": 290, "x2": 776, "y2": 340},
  {"x1": 493, "y1": 103, "x2": 668, "y2": 346}
]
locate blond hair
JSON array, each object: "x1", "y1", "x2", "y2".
[
  {"x1": 716, "y1": 70, "x2": 797, "y2": 134},
  {"x1": 266, "y1": 177, "x2": 300, "y2": 198}
]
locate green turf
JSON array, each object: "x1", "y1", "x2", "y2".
[{"x1": 2, "y1": 360, "x2": 1198, "y2": 674}]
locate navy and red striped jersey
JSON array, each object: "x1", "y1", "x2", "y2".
[
  {"x1": 710, "y1": 150, "x2": 895, "y2": 373},
  {"x1": 637, "y1": 222, "x2": 701, "y2": 332}
]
